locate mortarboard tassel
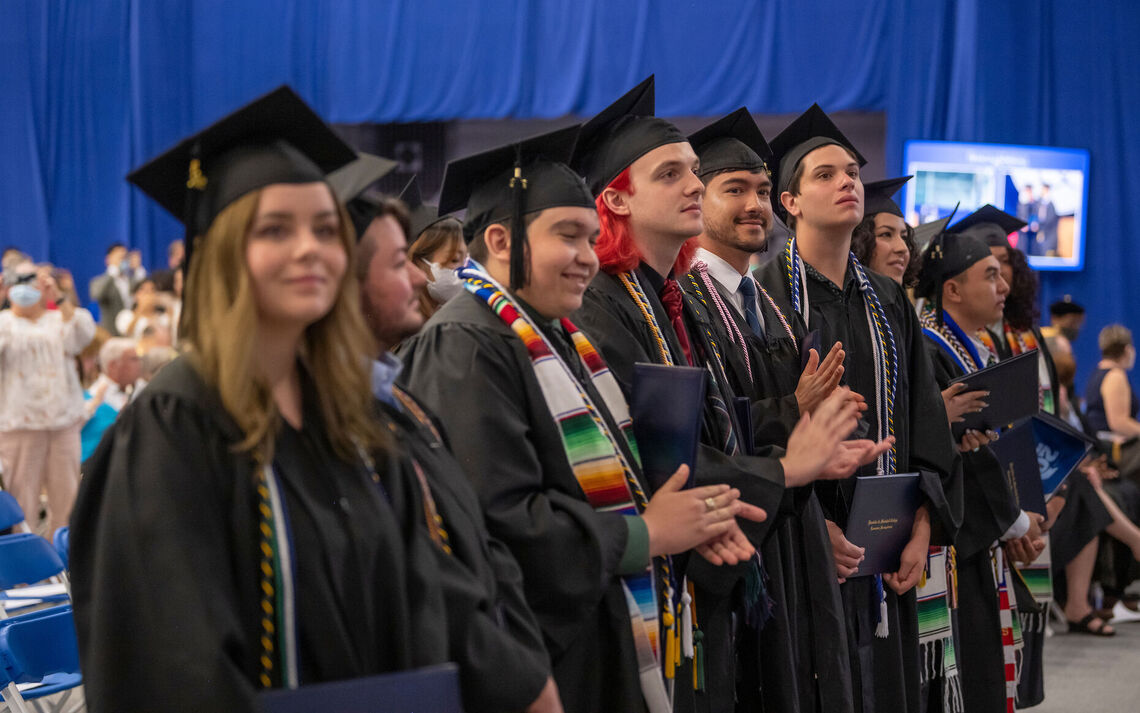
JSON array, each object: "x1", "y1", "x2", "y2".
[{"x1": 508, "y1": 148, "x2": 529, "y2": 290}]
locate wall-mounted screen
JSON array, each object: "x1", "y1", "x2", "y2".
[{"x1": 903, "y1": 140, "x2": 1090, "y2": 271}]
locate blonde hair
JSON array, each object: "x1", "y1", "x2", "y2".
[
  {"x1": 180, "y1": 187, "x2": 384, "y2": 462},
  {"x1": 1099, "y1": 324, "x2": 1133, "y2": 361}
]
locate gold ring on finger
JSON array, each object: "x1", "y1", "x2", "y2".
[{"x1": 705, "y1": 497, "x2": 717, "y2": 512}]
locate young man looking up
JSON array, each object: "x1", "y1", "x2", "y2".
[{"x1": 754, "y1": 105, "x2": 960, "y2": 713}]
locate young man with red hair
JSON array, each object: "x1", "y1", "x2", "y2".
[
  {"x1": 571, "y1": 78, "x2": 891, "y2": 712},
  {"x1": 754, "y1": 105, "x2": 960, "y2": 713}
]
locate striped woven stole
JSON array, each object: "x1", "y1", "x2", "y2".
[
  {"x1": 916, "y1": 546, "x2": 962, "y2": 712},
  {"x1": 461, "y1": 265, "x2": 672, "y2": 713}
]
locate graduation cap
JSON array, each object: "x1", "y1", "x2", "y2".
[
  {"x1": 128, "y1": 85, "x2": 357, "y2": 270},
  {"x1": 915, "y1": 225, "x2": 993, "y2": 322},
  {"x1": 1049, "y1": 295, "x2": 1085, "y2": 317},
  {"x1": 688, "y1": 107, "x2": 772, "y2": 179},
  {"x1": 569, "y1": 75, "x2": 689, "y2": 196},
  {"x1": 948, "y1": 204, "x2": 1027, "y2": 248},
  {"x1": 911, "y1": 204, "x2": 959, "y2": 253},
  {"x1": 327, "y1": 152, "x2": 399, "y2": 239},
  {"x1": 768, "y1": 104, "x2": 867, "y2": 204},
  {"x1": 862, "y1": 176, "x2": 912, "y2": 219},
  {"x1": 398, "y1": 176, "x2": 453, "y2": 243},
  {"x1": 438, "y1": 124, "x2": 594, "y2": 289}
]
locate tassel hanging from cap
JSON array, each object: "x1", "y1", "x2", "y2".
[
  {"x1": 182, "y1": 141, "x2": 207, "y2": 256},
  {"x1": 508, "y1": 150, "x2": 529, "y2": 290}
]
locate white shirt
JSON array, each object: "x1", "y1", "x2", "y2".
[
  {"x1": 0, "y1": 308, "x2": 96, "y2": 431},
  {"x1": 90, "y1": 373, "x2": 138, "y2": 413},
  {"x1": 694, "y1": 247, "x2": 766, "y2": 333},
  {"x1": 114, "y1": 309, "x2": 171, "y2": 339}
]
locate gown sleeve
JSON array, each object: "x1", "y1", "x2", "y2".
[{"x1": 71, "y1": 390, "x2": 257, "y2": 713}]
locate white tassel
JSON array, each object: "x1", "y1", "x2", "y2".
[
  {"x1": 875, "y1": 586, "x2": 890, "y2": 638},
  {"x1": 681, "y1": 585, "x2": 694, "y2": 659}
]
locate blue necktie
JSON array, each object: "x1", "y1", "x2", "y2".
[{"x1": 738, "y1": 275, "x2": 763, "y2": 337}]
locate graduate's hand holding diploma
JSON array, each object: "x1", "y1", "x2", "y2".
[
  {"x1": 941, "y1": 382, "x2": 989, "y2": 424},
  {"x1": 1003, "y1": 512, "x2": 1046, "y2": 565},
  {"x1": 883, "y1": 504, "x2": 931, "y2": 595},
  {"x1": 643, "y1": 465, "x2": 765, "y2": 560},
  {"x1": 826, "y1": 519, "x2": 865, "y2": 583}
]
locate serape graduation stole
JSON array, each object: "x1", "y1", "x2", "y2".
[
  {"x1": 916, "y1": 546, "x2": 963, "y2": 713},
  {"x1": 460, "y1": 265, "x2": 674, "y2": 713},
  {"x1": 993, "y1": 547, "x2": 1024, "y2": 712}
]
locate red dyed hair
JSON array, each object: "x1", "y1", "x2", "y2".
[{"x1": 594, "y1": 168, "x2": 699, "y2": 276}]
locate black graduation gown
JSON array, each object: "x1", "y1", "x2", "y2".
[
  {"x1": 70, "y1": 357, "x2": 450, "y2": 713},
  {"x1": 755, "y1": 257, "x2": 961, "y2": 713},
  {"x1": 398, "y1": 291, "x2": 664, "y2": 713},
  {"x1": 923, "y1": 338, "x2": 1019, "y2": 713},
  {"x1": 377, "y1": 390, "x2": 552, "y2": 712},
  {"x1": 681, "y1": 268, "x2": 854, "y2": 713},
  {"x1": 574, "y1": 265, "x2": 791, "y2": 713}
]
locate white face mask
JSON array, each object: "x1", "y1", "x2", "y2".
[
  {"x1": 8, "y1": 283, "x2": 42, "y2": 307},
  {"x1": 423, "y1": 260, "x2": 465, "y2": 303}
]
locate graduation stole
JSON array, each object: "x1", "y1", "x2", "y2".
[
  {"x1": 460, "y1": 264, "x2": 676, "y2": 712},
  {"x1": 919, "y1": 305, "x2": 988, "y2": 372},
  {"x1": 783, "y1": 237, "x2": 898, "y2": 474},
  {"x1": 256, "y1": 464, "x2": 300, "y2": 689},
  {"x1": 689, "y1": 261, "x2": 798, "y2": 386},
  {"x1": 916, "y1": 546, "x2": 963, "y2": 713},
  {"x1": 784, "y1": 237, "x2": 898, "y2": 636}
]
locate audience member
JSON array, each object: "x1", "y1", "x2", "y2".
[
  {"x1": 93, "y1": 337, "x2": 142, "y2": 411},
  {"x1": 151, "y1": 239, "x2": 184, "y2": 292},
  {"x1": 114, "y1": 277, "x2": 170, "y2": 338},
  {"x1": 0, "y1": 261, "x2": 96, "y2": 532},
  {"x1": 88, "y1": 243, "x2": 147, "y2": 334}
]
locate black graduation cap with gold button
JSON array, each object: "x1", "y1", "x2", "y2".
[
  {"x1": 948, "y1": 204, "x2": 1027, "y2": 248},
  {"x1": 438, "y1": 124, "x2": 594, "y2": 289},
  {"x1": 326, "y1": 152, "x2": 399, "y2": 239},
  {"x1": 916, "y1": 221, "x2": 994, "y2": 322},
  {"x1": 127, "y1": 85, "x2": 357, "y2": 270},
  {"x1": 569, "y1": 75, "x2": 689, "y2": 196},
  {"x1": 398, "y1": 176, "x2": 453, "y2": 243},
  {"x1": 688, "y1": 107, "x2": 772, "y2": 179},
  {"x1": 862, "y1": 176, "x2": 912, "y2": 219},
  {"x1": 768, "y1": 104, "x2": 867, "y2": 212}
]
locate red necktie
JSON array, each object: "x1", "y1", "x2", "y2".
[{"x1": 659, "y1": 279, "x2": 694, "y2": 366}]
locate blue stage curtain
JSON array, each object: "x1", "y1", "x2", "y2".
[{"x1": 0, "y1": 0, "x2": 1136, "y2": 385}]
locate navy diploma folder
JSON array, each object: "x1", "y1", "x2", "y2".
[
  {"x1": 990, "y1": 412, "x2": 1095, "y2": 513},
  {"x1": 844, "y1": 472, "x2": 923, "y2": 577},
  {"x1": 256, "y1": 663, "x2": 463, "y2": 712},
  {"x1": 631, "y1": 363, "x2": 707, "y2": 490},
  {"x1": 948, "y1": 350, "x2": 1040, "y2": 437}
]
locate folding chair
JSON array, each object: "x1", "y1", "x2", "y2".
[
  {"x1": 0, "y1": 535, "x2": 69, "y2": 618},
  {"x1": 0, "y1": 605, "x2": 82, "y2": 713},
  {"x1": 0, "y1": 495, "x2": 26, "y2": 534},
  {"x1": 50, "y1": 530, "x2": 67, "y2": 572}
]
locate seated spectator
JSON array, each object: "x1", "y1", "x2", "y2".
[
  {"x1": 139, "y1": 345, "x2": 178, "y2": 387},
  {"x1": 91, "y1": 337, "x2": 142, "y2": 411},
  {"x1": 137, "y1": 324, "x2": 173, "y2": 353},
  {"x1": 0, "y1": 262, "x2": 96, "y2": 532},
  {"x1": 115, "y1": 278, "x2": 170, "y2": 339}
]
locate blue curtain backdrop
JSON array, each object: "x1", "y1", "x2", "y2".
[{"x1": 2, "y1": 0, "x2": 1137, "y2": 386}]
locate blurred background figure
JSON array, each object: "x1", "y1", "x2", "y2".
[
  {"x1": 89, "y1": 242, "x2": 147, "y2": 334},
  {"x1": 92, "y1": 337, "x2": 143, "y2": 412},
  {"x1": 151, "y1": 238, "x2": 184, "y2": 292},
  {"x1": 138, "y1": 345, "x2": 178, "y2": 390},
  {"x1": 78, "y1": 327, "x2": 117, "y2": 462},
  {"x1": 115, "y1": 277, "x2": 171, "y2": 338},
  {"x1": 0, "y1": 260, "x2": 96, "y2": 533}
]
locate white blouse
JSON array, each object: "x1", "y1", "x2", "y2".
[{"x1": 0, "y1": 308, "x2": 96, "y2": 431}]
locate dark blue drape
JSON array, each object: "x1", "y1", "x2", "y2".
[{"x1": 2, "y1": 0, "x2": 1137, "y2": 386}]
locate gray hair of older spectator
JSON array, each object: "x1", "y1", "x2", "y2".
[
  {"x1": 141, "y1": 346, "x2": 179, "y2": 380},
  {"x1": 99, "y1": 337, "x2": 137, "y2": 369}
]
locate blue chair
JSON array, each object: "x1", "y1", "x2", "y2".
[
  {"x1": 0, "y1": 605, "x2": 82, "y2": 713},
  {"x1": 0, "y1": 535, "x2": 69, "y2": 616},
  {"x1": 51, "y1": 529, "x2": 68, "y2": 571},
  {"x1": 0, "y1": 495, "x2": 25, "y2": 533}
]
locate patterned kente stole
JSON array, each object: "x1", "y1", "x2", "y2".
[
  {"x1": 784, "y1": 237, "x2": 899, "y2": 636},
  {"x1": 461, "y1": 264, "x2": 674, "y2": 713},
  {"x1": 977, "y1": 326, "x2": 1055, "y2": 639},
  {"x1": 916, "y1": 547, "x2": 963, "y2": 713},
  {"x1": 921, "y1": 305, "x2": 1023, "y2": 708}
]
